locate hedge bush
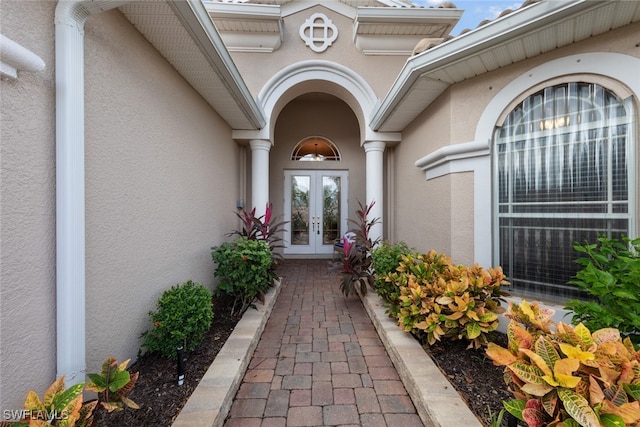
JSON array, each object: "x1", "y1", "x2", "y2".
[{"x1": 140, "y1": 280, "x2": 213, "y2": 359}]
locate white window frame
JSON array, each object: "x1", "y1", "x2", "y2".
[{"x1": 492, "y1": 81, "x2": 635, "y2": 299}]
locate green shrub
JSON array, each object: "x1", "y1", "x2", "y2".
[
  {"x1": 387, "y1": 250, "x2": 508, "y2": 348},
  {"x1": 228, "y1": 202, "x2": 288, "y2": 273},
  {"x1": 372, "y1": 240, "x2": 416, "y2": 315},
  {"x1": 212, "y1": 237, "x2": 273, "y2": 315},
  {"x1": 565, "y1": 236, "x2": 640, "y2": 345},
  {"x1": 487, "y1": 300, "x2": 640, "y2": 427},
  {"x1": 140, "y1": 280, "x2": 213, "y2": 359}
]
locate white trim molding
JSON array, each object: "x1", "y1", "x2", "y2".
[
  {"x1": 414, "y1": 139, "x2": 490, "y2": 180},
  {"x1": 233, "y1": 60, "x2": 400, "y2": 145},
  {"x1": 0, "y1": 34, "x2": 45, "y2": 80}
]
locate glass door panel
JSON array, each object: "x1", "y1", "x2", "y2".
[
  {"x1": 322, "y1": 176, "x2": 340, "y2": 245},
  {"x1": 284, "y1": 170, "x2": 348, "y2": 255},
  {"x1": 291, "y1": 175, "x2": 310, "y2": 246}
]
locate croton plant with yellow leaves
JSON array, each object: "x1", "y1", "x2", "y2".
[
  {"x1": 486, "y1": 300, "x2": 640, "y2": 427},
  {"x1": 385, "y1": 249, "x2": 509, "y2": 349}
]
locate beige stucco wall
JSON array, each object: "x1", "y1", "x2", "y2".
[
  {"x1": 84, "y1": 9, "x2": 239, "y2": 373},
  {"x1": 394, "y1": 21, "x2": 640, "y2": 266},
  {"x1": 0, "y1": 0, "x2": 57, "y2": 412},
  {"x1": 228, "y1": 4, "x2": 407, "y2": 102},
  {"x1": 269, "y1": 95, "x2": 366, "y2": 238},
  {"x1": 392, "y1": 91, "x2": 457, "y2": 258},
  {"x1": 0, "y1": 4, "x2": 239, "y2": 410}
]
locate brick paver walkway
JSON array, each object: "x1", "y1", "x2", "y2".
[{"x1": 223, "y1": 259, "x2": 424, "y2": 427}]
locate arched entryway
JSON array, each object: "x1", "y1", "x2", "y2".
[
  {"x1": 274, "y1": 94, "x2": 359, "y2": 256},
  {"x1": 233, "y1": 60, "x2": 401, "y2": 256}
]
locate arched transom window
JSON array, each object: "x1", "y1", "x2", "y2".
[
  {"x1": 493, "y1": 81, "x2": 635, "y2": 300},
  {"x1": 291, "y1": 136, "x2": 341, "y2": 161}
]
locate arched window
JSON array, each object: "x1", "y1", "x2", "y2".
[
  {"x1": 291, "y1": 136, "x2": 341, "y2": 161},
  {"x1": 493, "y1": 82, "x2": 635, "y2": 301}
]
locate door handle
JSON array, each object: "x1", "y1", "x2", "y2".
[{"x1": 311, "y1": 216, "x2": 320, "y2": 235}]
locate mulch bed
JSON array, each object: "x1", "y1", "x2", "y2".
[
  {"x1": 93, "y1": 291, "x2": 515, "y2": 427},
  {"x1": 425, "y1": 332, "x2": 516, "y2": 426},
  {"x1": 93, "y1": 292, "x2": 242, "y2": 427}
]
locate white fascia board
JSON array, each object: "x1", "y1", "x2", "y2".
[
  {"x1": 355, "y1": 6, "x2": 463, "y2": 24},
  {"x1": 355, "y1": 35, "x2": 434, "y2": 56},
  {"x1": 369, "y1": 0, "x2": 598, "y2": 130},
  {"x1": 204, "y1": 1, "x2": 282, "y2": 21},
  {"x1": 170, "y1": 0, "x2": 265, "y2": 129}
]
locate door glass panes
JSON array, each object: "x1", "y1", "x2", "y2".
[
  {"x1": 291, "y1": 175, "x2": 310, "y2": 246},
  {"x1": 322, "y1": 176, "x2": 341, "y2": 245},
  {"x1": 284, "y1": 170, "x2": 348, "y2": 255},
  {"x1": 494, "y1": 82, "x2": 633, "y2": 301}
]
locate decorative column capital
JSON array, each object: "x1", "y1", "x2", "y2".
[
  {"x1": 363, "y1": 140, "x2": 386, "y2": 153},
  {"x1": 249, "y1": 139, "x2": 272, "y2": 152}
]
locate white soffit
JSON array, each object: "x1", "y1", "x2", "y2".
[
  {"x1": 371, "y1": 0, "x2": 640, "y2": 132},
  {"x1": 354, "y1": 6, "x2": 462, "y2": 55},
  {"x1": 354, "y1": 7, "x2": 461, "y2": 35},
  {"x1": 119, "y1": 0, "x2": 265, "y2": 130},
  {"x1": 204, "y1": 2, "x2": 283, "y2": 52}
]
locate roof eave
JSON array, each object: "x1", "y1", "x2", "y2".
[
  {"x1": 168, "y1": 0, "x2": 266, "y2": 129},
  {"x1": 369, "y1": 0, "x2": 607, "y2": 131}
]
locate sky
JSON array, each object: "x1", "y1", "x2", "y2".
[{"x1": 413, "y1": 0, "x2": 524, "y2": 35}]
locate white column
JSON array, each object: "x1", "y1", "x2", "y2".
[
  {"x1": 250, "y1": 139, "x2": 271, "y2": 217},
  {"x1": 364, "y1": 141, "x2": 386, "y2": 242}
]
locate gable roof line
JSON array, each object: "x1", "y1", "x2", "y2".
[{"x1": 368, "y1": 0, "x2": 620, "y2": 131}]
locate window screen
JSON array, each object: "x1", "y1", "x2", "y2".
[{"x1": 493, "y1": 82, "x2": 634, "y2": 301}]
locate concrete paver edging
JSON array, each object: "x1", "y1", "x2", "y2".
[
  {"x1": 360, "y1": 291, "x2": 482, "y2": 427},
  {"x1": 172, "y1": 278, "x2": 282, "y2": 427}
]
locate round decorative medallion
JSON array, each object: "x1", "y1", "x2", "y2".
[{"x1": 299, "y1": 13, "x2": 338, "y2": 53}]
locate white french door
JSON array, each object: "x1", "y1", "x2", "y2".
[{"x1": 284, "y1": 170, "x2": 348, "y2": 255}]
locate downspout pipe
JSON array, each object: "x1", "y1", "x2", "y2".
[
  {"x1": 54, "y1": 0, "x2": 126, "y2": 386},
  {"x1": 55, "y1": 0, "x2": 90, "y2": 387}
]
